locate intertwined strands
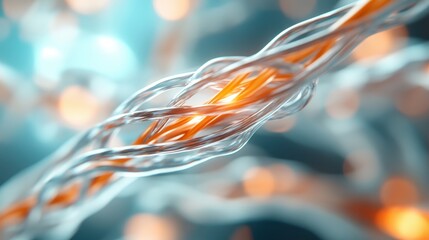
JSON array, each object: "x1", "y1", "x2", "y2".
[{"x1": 0, "y1": 0, "x2": 428, "y2": 239}]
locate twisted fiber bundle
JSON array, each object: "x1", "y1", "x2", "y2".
[{"x1": 0, "y1": 0, "x2": 427, "y2": 239}]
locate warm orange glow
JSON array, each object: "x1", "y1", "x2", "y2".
[
  {"x1": 376, "y1": 207, "x2": 429, "y2": 240},
  {"x1": 352, "y1": 26, "x2": 407, "y2": 61},
  {"x1": 231, "y1": 225, "x2": 253, "y2": 240},
  {"x1": 279, "y1": 0, "x2": 317, "y2": 20},
  {"x1": 65, "y1": 0, "x2": 110, "y2": 14},
  {"x1": 395, "y1": 86, "x2": 429, "y2": 118},
  {"x1": 380, "y1": 176, "x2": 419, "y2": 206},
  {"x1": 58, "y1": 86, "x2": 100, "y2": 129},
  {"x1": 187, "y1": 116, "x2": 205, "y2": 125},
  {"x1": 2, "y1": 0, "x2": 34, "y2": 20},
  {"x1": 243, "y1": 167, "x2": 276, "y2": 198},
  {"x1": 124, "y1": 214, "x2": 178, "y2": 240},
  {"x1": 153, "y1": 0, "x2": 192, "y2": 21},
  {"x1": 326, "y1": 88, "x2": 360, "y2": 119},
  {"x1": 0, "y1": 0, "x2": 400, "y2": 229},
  {"x1": 269, "y1": 164, "x2": 296, "y2": 193},
  {"x1": 221, "y1": 92, "x2": 239, "y2": 104},
  {"x1": 264, "y1": 116, "x2": 296, "y2": 133}
]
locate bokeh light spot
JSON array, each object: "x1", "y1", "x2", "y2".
[
  {"x1": 40, "y1": 47, "x2": 63, "y2": 60},
  {"x1": 380, "y1": 176, "x2": 419, "y2": 206},
  {"x1": 36, "y1": 34, "x2": 137, "y2": 81},
  {"x1": 395, "y1": 86, "x2": 429, "y2": 118},
  {"x1": 66, "y1": 0, "x2": 110, "y2": 14},
  {"x1": 243, "y1": 167, "x2": 276, "y2": 198},
  {"x1": 124, "y1": 214, "x2": 178, "y2": 240},
  {"x1": 58, "y1": 85, "x2": 100, "y2": 129},
  {"x1": 353, "y1": 26, "x2": 407, "y2": 61},
  {"x1": 376, "y1": 207, "x2": 429, "y2": 240},
  {"x1": 264, "y1": 116, "x2": 296, "y2": 133},
  {"x1": 269, "y1": 164, "x2": 296, "y2": 193},
  {"x1": 2, "y1": 0, "x2": 34, "y2": 21},
  {"x1": 153, "y1": 0, "x2": 192, "y2": 21}
]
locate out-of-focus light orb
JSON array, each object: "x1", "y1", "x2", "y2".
[
  {"x1": 40, "y1": 47, "x2": 63, "y2": 60},
  {"x1": 325, "y1": 88, "x2": 360, "y2": 120},
  {"x1": 395, "y1": 86, "x2": 429, "y2": 118},
  {"x1": 58, "y1": 85, "x2": 100, "y2": 129},
  {"x1": 279, "y1": 0, "x2": 316, "y2": 20},
  {"x1": 376, "y1": 207, "x2": 429, "y2": 240},
  {"x1": 71, "y1": 35, "x2": 137, "y2": 80},
  {"x1": 66, "y1": 0, "x2": 110, "y2": 14},
  {"x1": 153, "y1": 0, "x2": 192, "y2": 21},
  {"x1": 36, "y1": 46, "x2": 65, "y2": 82},
  {"x1": 36, "y1": 34, "x2": 137, "y2": 82},
  {"x1": 243, "y1": 167, "x2": 275, "y2": 198},
  {"x1": 2, "y1": 0, "x2": 34, "y2": 21},
  {"x1": 269, "y1": 164, "x2": 296, "y2": 193},
  {"x1": 124, "y1": 214, "x2": 178, "y2": 240},
  {"x1": 264, "y1": 116, "x2": 296, "y2": 133},
  {"x1": 352, "y1": 26, "x2": 407, "y2": 61},
  {"x1": 231, "y1": 225, "x2": 253, "y2": 240},
  {"x1": 380, "y1": 176, "x2": 419, "y2": 206}
]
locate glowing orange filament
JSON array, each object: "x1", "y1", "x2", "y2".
[{"x1": 0, "y1": 0, "x2": 394, "y2": 229}]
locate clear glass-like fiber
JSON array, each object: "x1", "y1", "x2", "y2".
[{"x1": 0, "y1": 0, "x2": 427, "y2": 239}]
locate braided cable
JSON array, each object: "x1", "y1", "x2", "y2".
[{"x1": 0, "y1": 0, "x2": 428, "y2": 239}]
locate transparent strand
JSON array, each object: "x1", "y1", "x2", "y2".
[{"x1": 0, "y1": 0, "x2": 427, "y2": 239}]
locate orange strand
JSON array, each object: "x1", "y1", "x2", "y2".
[{"x1": 0, "y1": 0, "x2": 395, "y2": 229}]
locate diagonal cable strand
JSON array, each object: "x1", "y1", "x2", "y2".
[{"x1": 0, "y1": 0, "x2": 428, "y2": 239}]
